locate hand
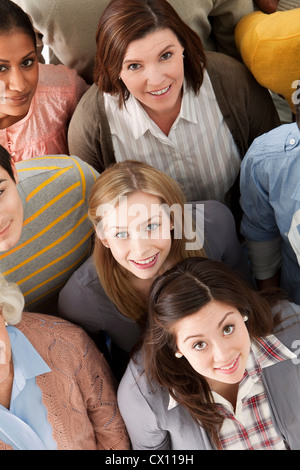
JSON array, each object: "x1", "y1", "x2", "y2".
[{"x1": 254, "y1": 0, "x2": 279, "y2": 13}]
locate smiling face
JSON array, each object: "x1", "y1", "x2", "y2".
[
  {"x1": 0, "y1": 162, "x2": 23, "y2": 252},
  {"x1": 0, "y1": 31, "x2": 38, "y2": 129},
  {"x1": 97, "y1": 191, "x2": 173, "y2": 282},
  {"x1": 119, "y1": 28, "x2": 184, "y2": 121},
  {"x1": 173, "y1": 300, "x2": 251, "y2": 394}
]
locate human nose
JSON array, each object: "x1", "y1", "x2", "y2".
[
  {"x1": 130, "y1": 235, "x2": 151, "y2": 258},
  {"x1": 146, "y1": 64, "x2": 165, "y2": 86},
  {"x1": 212, "y1": 340, "x2": 232, "y2": 365},
  {"x1": 8, "y1": 68, "x2": 26, "y2": 92}
]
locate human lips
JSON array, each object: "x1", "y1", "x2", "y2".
[
  {"x1": 0, "y1": 221, "x2": 11, "y2": 236},
  {"x1": 215, "y1": 355, "x2": 240, "y2": 375},
  {"x1": 130, "y1": 253, "x2": 159, "y2": 269},
  {"x1": 148, "y1": 85, "x2": 171, "y2": 96},
  {"x1": 3, "y1": 93, "x2": 31, "y2": 105}
]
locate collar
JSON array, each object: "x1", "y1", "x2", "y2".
[
  {"x1": 7, "y1": 326, "x2": 51, "y2": 390},
  {"x1": 168, "y1": 334, "x2": 296, "y2": 411},
  {"x1": 125, "y1": 79, "x2": 198, "y2": 140}
]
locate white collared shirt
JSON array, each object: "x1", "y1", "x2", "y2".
[{"x1": 104, "y1": 71, "x2": 240, "y2": 203}]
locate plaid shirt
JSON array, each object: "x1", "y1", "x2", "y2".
[{"x1": 212, "y1": 334, "x2": 296, "y2": 450}]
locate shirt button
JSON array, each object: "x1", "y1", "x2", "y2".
[{"x1": 290, "y1": 138, "x2": 296, "y2": 145}]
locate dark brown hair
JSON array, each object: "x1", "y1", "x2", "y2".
[
  {"x1": 0, "y1": 145, "x2": 15, "y2": 182},
  {"x1": 143, "y1": 257, "x2": 284, "y2": 447},
  {"x1": 94, "y1": 0, "x2": 206, "y2": 107},
  {"x1": 0, "y1": 0, "x2": 36, "y2": 49}
]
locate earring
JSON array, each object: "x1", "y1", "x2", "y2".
[
  {"x1": 243, "y1": 315, "x2": 248, "y2": 322},
  {"x1": 182, "y1": 53, "x2": 185, "y2": 58},
  {"x1": 175, "y1": 352, "x2": 183, "y2": 358}
]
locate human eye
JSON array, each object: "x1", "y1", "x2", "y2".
[
  {"x1": 223, "y1": 324, "x2": 235, "y2": 336},
  {"x1": 147, "y1": 222, "x2": 159, "y2": 231},
  {"x1": 160, "y1": 51, "x2": 172, "y2": 61},
  {"x1": 0, "y1": 64, "x2": 8, "y2": 73},
  {"x1": 21, "y1": 58, "x2": 35, "y2": 68},
  {"x1": 193, "y1": 340, "x2": 207, "y2": 351},
  {"x1": 115, "y1": 231, "x2": 129, "y2": 239},
  {"x1": 128, "y1": 63, "x2": 141, "y2": 71}
]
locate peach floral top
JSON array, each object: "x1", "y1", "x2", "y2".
[{"x1": 0, "y1": 63, "x2": 89, "y2": 161}]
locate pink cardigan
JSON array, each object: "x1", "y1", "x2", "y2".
[
  {"x1": 0, "y1": 63, "x2": 89, "y2": 162},
  {"x1": 0, "y1": 313, "x2": 130, "y2": 450}
]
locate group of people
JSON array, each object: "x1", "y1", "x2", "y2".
[{"x1": 1, "y1": 0, "x2": 300, "y2": 451}]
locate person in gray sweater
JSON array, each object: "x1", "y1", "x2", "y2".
[{"x1": 118, "y1": 257, "x2": 300, "y2": 450}]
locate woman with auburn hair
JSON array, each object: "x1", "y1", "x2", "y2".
[
  {"x1": 0, "y1": 273, "x2": 129, "y2": 450},
  {"x1": 58, "y1": 160, "x2": 251, "y2": 376},
  {"x1": 68, "y1": 0, "x2": 279, "y2": 207},
  {"x1": 118, "y1": 257, "x2": 300, "y2": 450}
]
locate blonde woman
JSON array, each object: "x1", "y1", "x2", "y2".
[
  {"x1": 0, "y1": 274, "x2": 129, "y2": 450},
  {"x1": 58, "y1": 160, "x2": 251, "y2": 375}
]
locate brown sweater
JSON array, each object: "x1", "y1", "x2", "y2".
[{"x1": 0, "y1": 313, "x2": 130, "y2": 450}]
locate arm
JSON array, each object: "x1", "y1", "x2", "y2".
[
  {"x1": 198, "y1": 200, "x2": 253, "y2": 284},
  {"x1": 58, "y1": 256, "x2": 141, "y2": 352},
  {"x1": 240, "y1": 147, "x2": 282, "y2": 286},
  {"x1": 78, "y1": 334, "x2": 130, "y2": 450},
  {"x1": 68, "y1": 84, "x2": 114, "y2": 173},
  {"x1": 209, "y1": 0, "x2": 254, "y2": 58},
  {"x1": 117, "y1": 360, "x2": 171, "y2": 450}
]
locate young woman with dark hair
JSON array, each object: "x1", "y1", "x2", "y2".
[
  {"x1": 118, "y1": 257, "x2": 300, "y2": 450},
  {"x1": 0, "y1": 0, "x2": 88, "y2": 161}
]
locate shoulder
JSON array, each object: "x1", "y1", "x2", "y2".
[
  {"x1": 273, "y1": 301, "x2": 300, "y2": 341},
  {"x1": 205, "y1": 50, "x2": 251, "y2": 80},
  {"x1": 73, "y1": 84, "x2": 104, "y2": 114},
  {"x1": 16, "y1": 155, "x2": 99, "y2": 186},
  {"x1": 118, "y1": 352, "x2": 167, "y2": 413},
  {"x1": 18, "y1": 312, "x2": 94, "y2": 355},
  {"x1": 242, "y1": 123, "x2": 299, "y2": 169},
  {"x1": 38, "y1": 63, "x2": 86, "y2": 89}
]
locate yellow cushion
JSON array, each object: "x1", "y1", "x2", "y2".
[{"x1": 235, "y1": 10, "x2": 300, "y2": 111}]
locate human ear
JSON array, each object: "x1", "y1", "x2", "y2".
[{"x1": 98, "y1": 236, "x2": 110, "y2": 249}]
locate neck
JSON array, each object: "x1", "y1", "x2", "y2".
[
  {"x1": 0, "y1": 113, "x2": 27, "y2": 130},
  {"x1": 0, "y1": 359, "x2": 14, "y2": 409},
  {"x1": 141, "y1": 87, "x2": 183, "y2": 136}
]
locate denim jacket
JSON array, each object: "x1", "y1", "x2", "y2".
[{"x1": 240, "y1": 122, "x2": 300, "y2": 304}]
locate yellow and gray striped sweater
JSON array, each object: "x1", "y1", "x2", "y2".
[{"x1": 0, "y1": 155, "x2": 98, "y2": 313}]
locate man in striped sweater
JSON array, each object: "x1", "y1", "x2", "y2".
[{"x1": 0, "y1": 146, "x2": 99, "y2": 313}]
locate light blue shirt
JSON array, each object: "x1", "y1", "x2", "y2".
[
  {"x1": 240, "y1": 122, "x2": 300, "y2": 303},
  {"x1": 0, "y1": 327, "x2": 57, "y2": 450}
]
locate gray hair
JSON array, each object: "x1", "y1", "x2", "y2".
[{"x1": 0, "y1": 274, "x2": 24, "y2": 325}]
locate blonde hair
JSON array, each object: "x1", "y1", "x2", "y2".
[
  {"x1": 88, "y1": 160, "x2": 206, "y2": 323},
  {"x1": 0, "y1": 274, "x2": 24, "y2": 325}
]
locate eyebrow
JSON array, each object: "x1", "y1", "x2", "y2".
[
  {"x1": 122, "y1": 43, "x2": 176, "y2": 65},
  {"x1": 183, "y1": 311, "x2": 235, "y2": 343},
  {"x1": 108, "y1": 214, "x2": 162, "y2": 232},
  {"x1": 0, "y1": 179, "x2": 7, "y2": 184},
  {"x1": 0, "y1": 51, "x2": 36, "y2": 63}
]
